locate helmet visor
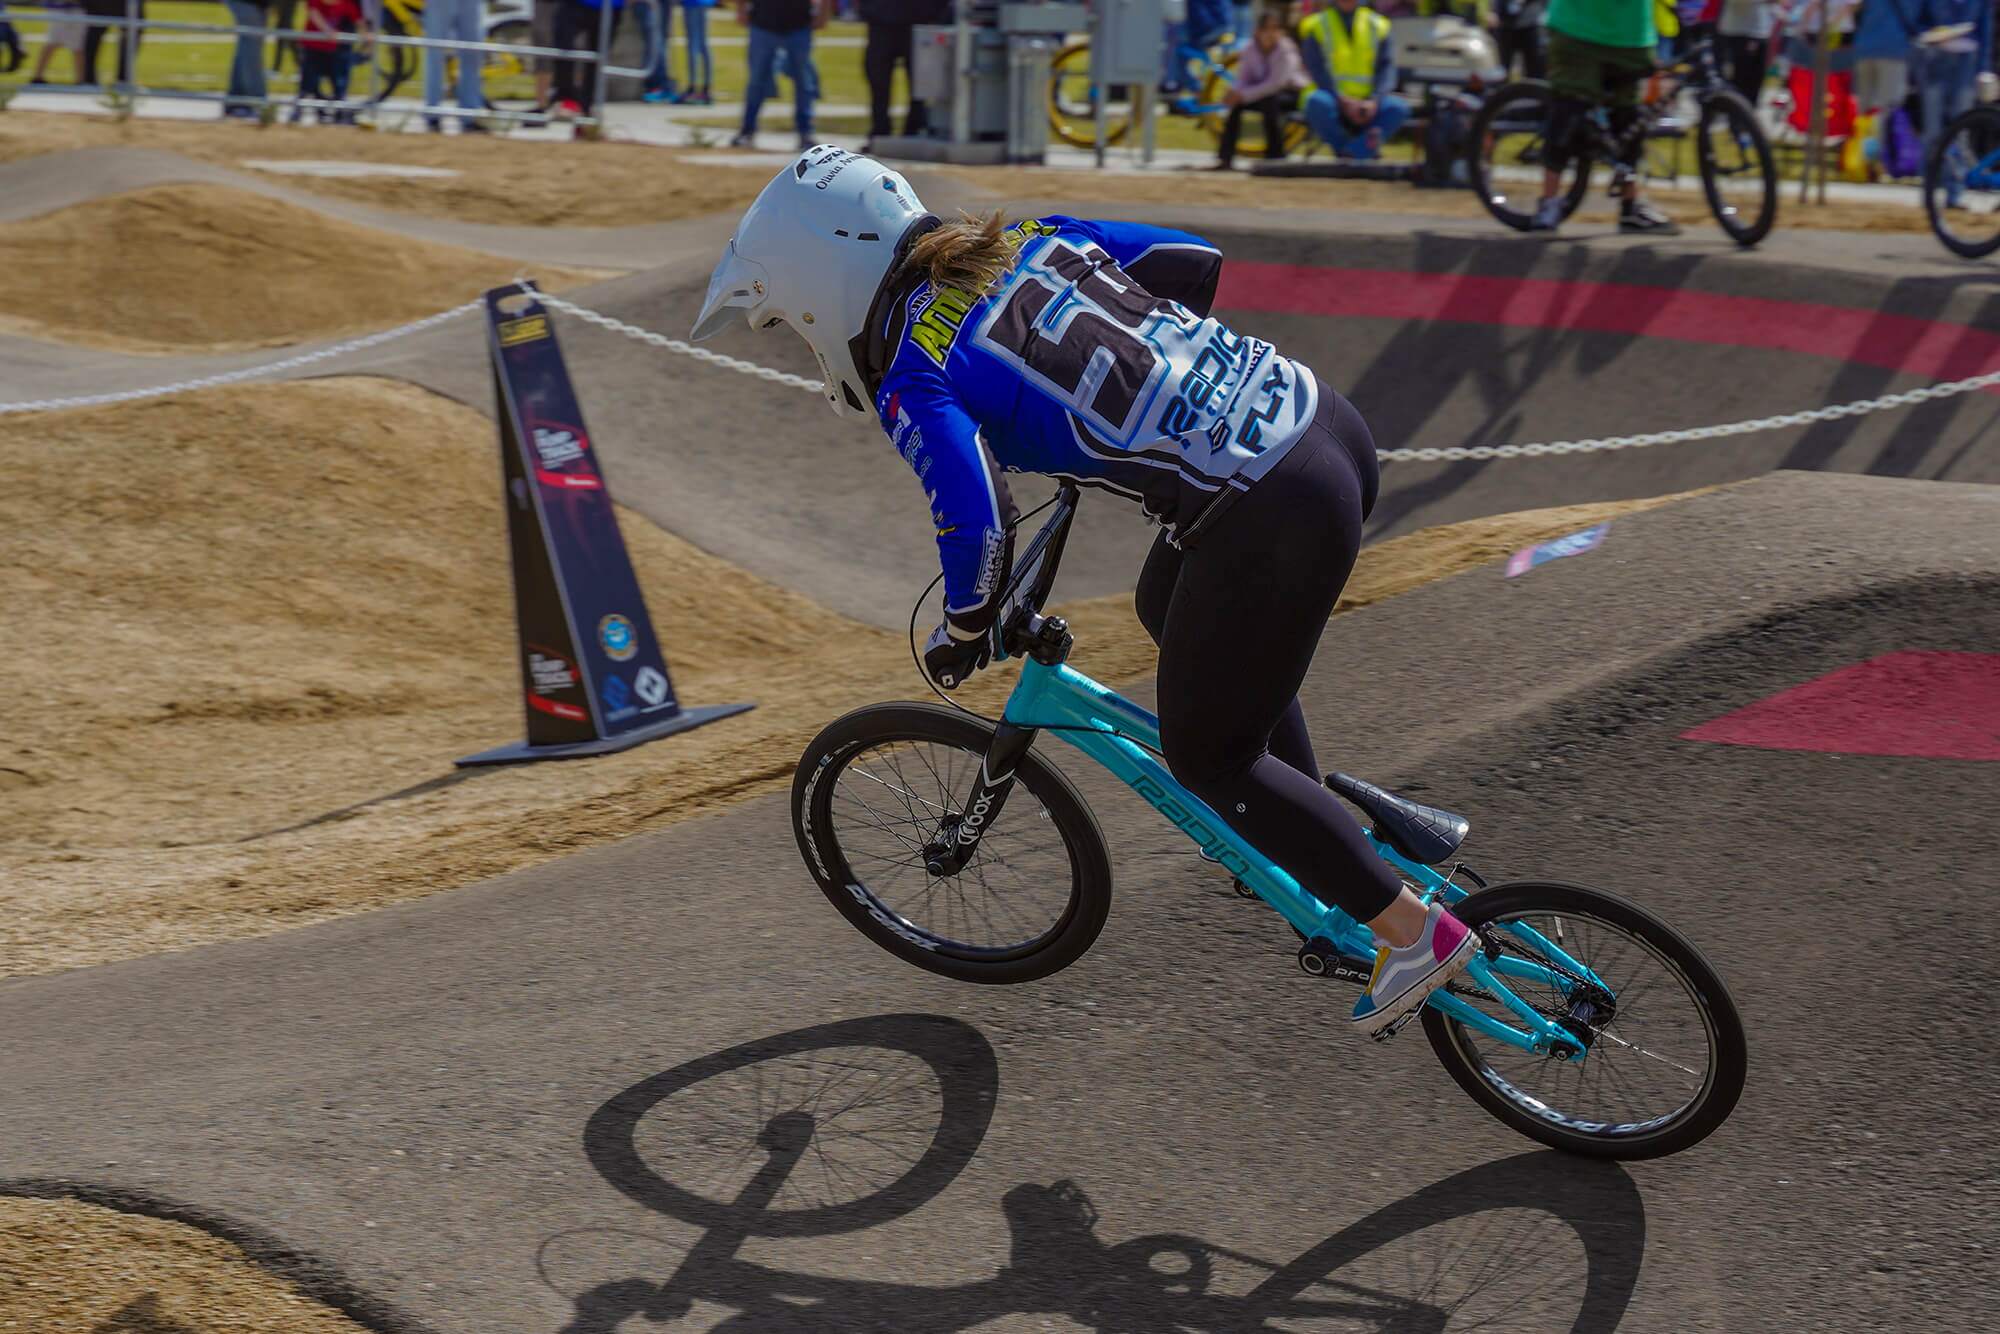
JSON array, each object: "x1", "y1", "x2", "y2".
[{"x1": 690, "y1": 242, "x2": 771, "y2": 341}]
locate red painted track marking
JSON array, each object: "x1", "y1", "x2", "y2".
[
  {"x1": 1680, "y1": 651, "x2": 2000, "y2": 760},
  {"x1": 1216, "y1": 264, "x2": 2000, "y2": 386}
]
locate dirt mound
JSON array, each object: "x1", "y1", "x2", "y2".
[
  {"x1": 0, "y1": 183, "x2": 610, "y2": 352},
  {"x1": 0, "y1": 112, "x2": 777, "y2": 227},
  {"x1": 0, "y1": 1194, "x2": 371, "y2": 1332},
  {"x1": 0, "y1": 376, "x2": 1698, "y2": 978}
]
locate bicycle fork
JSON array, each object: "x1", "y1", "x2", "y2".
[{"x1": 924, "y1": 722, "x2": 1038, "y2": 877}]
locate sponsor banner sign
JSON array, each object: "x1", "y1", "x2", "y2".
[
  {"x1": 1505, "y1": 523, "x2": 1609, "y2": 579},
  {"x1": 487, "y1": 287, "x2": 682, "y2": 744}
]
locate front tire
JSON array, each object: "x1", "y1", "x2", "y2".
[
  {"x1": 1468, "y1": 81, "x2": 1591, "y2": 232},
  {"x1": 1696, "y1": 89, "x2": 1777, "y2": 247},
  {"x1": 792, "y1": 703, "x2": 1113, "y2": 984},
  {"x1": 1423, "y1": 881, "x2": 1747, "y2": 1159}
]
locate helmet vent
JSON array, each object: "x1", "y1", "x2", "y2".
[
  {"x1": 834, "y1": 228, "x2": 849, "y2": 237},
  {"x1": 841, "y1": 382, "x2": 867, "y2": 412},
  {"x1": 857, "y1": 232, "x2": 880, "y2": 242}
]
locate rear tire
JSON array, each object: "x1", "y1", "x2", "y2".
[
  {"x1": 793, "y1": 703, "x2": 1112, "y2": 984},
  {"x1": 1423, "y1": 881, "x2": 1746, "y2": 1159},
  {"x1": 1468, "y1": 81, "x2": 1591, "y2": 232},
  {"x1": 1925, "y1": 105, "x2": 2000, "y2": 260}
]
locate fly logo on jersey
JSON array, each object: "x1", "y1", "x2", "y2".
[{"x1": 911, "y1": 285, "x2": 979, "y2": 366}]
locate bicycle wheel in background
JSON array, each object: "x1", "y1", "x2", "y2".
[
  {"x1": 1925, "y1": 105, "x2": 2000, "y2": 260},
  {"x1": 793, "y1": 703, "x2": 1113, "y2": 984},
  {"x1": 370, "y1": 8, "x2": 417, "y2": 103},
  {"x1": 1423, "y1": 881, "x2": 1747, "y2": 1160},
  {"x1": 1469, "y1": 82, "x2": 1591, "y2": 231},
  {"x1": 1048, "y1": 41, "x2": 1131, "y2": 149},
  {"x1": 1197, "y1": 52, "x2": 1312, "y2": 160},
  {"x1": 1695, "y1": 89, "x2": 1777, "y2": 246},
  {"x1": 481, "y1": 19, "x2": 538, "y2": 107}
]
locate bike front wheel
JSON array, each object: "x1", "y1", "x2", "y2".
[
  {"x1": 1696, "y1": 89, "x2": 1777, "y2": 247},
  {"x1": 1423, "y1": 880, "x2": 1747, "y2": 1160},
  {"x1": 1468, "y1": 82, "x2": 1592, "y2": 232},
  {"x1": 1925, "y1": 104, "x2": 2000, "y2": 260},
  {"x1": 793, "y1": 703, "x2": 1113, "y2": 984},
  {"x1": 1048, "y1": 41, "x2": 1131, "y2": 149}
]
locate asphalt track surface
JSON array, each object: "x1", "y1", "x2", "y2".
[
  {"x1": 4, "y1": 148, "x2": 1999, "y2": 626},
  {"x1": 5, "y1": 472, "x2": 1999, "y2": 1332}
]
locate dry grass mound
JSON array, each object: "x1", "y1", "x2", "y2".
[
  {"x1": 0, "y1": 111, "x2": 776, "y2": 226},
  {"x1": 0, "y1": 376, "x2": 1699, "y2": 978},
  {"x1": 0, "y1": 183, "x2": 610, "y2": 353},
  {"x1": 0, "y1": 1196, "x2": 369, "y2": 1332}
]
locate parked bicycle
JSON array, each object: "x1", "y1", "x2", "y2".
[
  {"x1": 1925, "y1": 102, "x2": 2000, "y2": 260},
  {"x1": 366, "y1": 0, "x2": 540, "y2": 108},
  {"x1": 791, "y1": 486, "x2": 1748, "y2": 1161},
  {"x1": 1468, "y1": 36, "x2": 1777, "y2": 247},
  {"x1": 1047, "y1": 31, "x2": 1309, "y2": 160}
]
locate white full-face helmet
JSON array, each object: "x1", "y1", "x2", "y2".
[{"x1": 691, "y1": 145, "x2": 932, "y2": 421}]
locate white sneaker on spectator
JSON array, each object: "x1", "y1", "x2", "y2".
[
  {"x1": 1528, "y1": 196, "x2": 1564, "y2": 232},
  {"x1": 729, "y1": 132, "x2": 754, "y2": 148}
]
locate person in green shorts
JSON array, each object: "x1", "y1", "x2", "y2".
[{"x1": 1532, "y1": 0, "x2": 1680, "y2": 234}]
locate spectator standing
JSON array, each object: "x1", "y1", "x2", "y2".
[
  {"x1": 552, "y1": 0, "x2": 627, "y2": 121},
  {"x1": 423, "y1": 0, "x2": 485, "y2": 131},
  {"x1": 638, "y1": 0, "x2": 676, "y2": 101},
  {"x1": 1, "y1": 4, "x2": 28, "y2": 73},
  {"x1": 1495, "y1": 0, "x2": 1549, "y2": 79},
  {"x1": 680, "y1": 0, "x2": 714, "y2": 102},
  {"x1": 859, "y1": 0, "x2": 946, "y2": 148},
  {"x1": 1913, "y1": 0, "x2": 1993, "y2": 201},
  {"x1": 1298, "y1": 0, "x2": 1410, "y2": 159},
  {"x1": 1851, "y1": 0, "x2": 1918, "y2": 165},
  {"x1": 1215, "y1": 8, "x2": 1308, "y2": 167},
  {"x1": 1531, "y1": 0, "x2": 1679, "y2": 231},
  {"x1": 77, "y1": 0, "x2": 144, "y2": 87},
  {"x1": 222, "y1": 0, "x2": 269, "y2": 117},
  {"x1": 25, "y1": 0, "x2": 87, "y2": 83},
  {"x1": 294, "y1": 0, "x2": 367, "y2": 122},
  {"x1": 1716, "y1": 0, "x2": 1775, "y2": 105},
  {"x1": 732, "y1": 0, "x2": 831, "y2": 149}
]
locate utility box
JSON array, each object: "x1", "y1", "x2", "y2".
[
  {"x1": 884, "y1": 1, "x2": 1083, "y2": 164},
  {"x1": 1092, "y1": 0, "x2": 1174, "y2": 85}
]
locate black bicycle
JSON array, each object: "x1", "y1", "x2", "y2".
[
  {"x1": 1468, "y1": 38, "x2": 1778, "y2": 247},
  {"x1": 1925, "y1": 102, "x2": 2000, "y2": 260}
]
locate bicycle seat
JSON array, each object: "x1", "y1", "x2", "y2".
[{"x1": 1324, "y1": 772, "x2": 1469, "y2": 867}]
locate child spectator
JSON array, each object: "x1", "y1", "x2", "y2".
[
  {"x1": 28, "y1": 1, "x2": 89, "y2": 85},
  {"x1": 1215, "y1": 9, "x2": 1308, "y2": 168},
  {"x1": 679, "y1": 0, "x2": 714, "y2": 103},
  {"x1": 295, "y1": 0, "x2": 368, "y2": 123}
]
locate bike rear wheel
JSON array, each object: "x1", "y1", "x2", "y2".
[
  {"x1": 1695, "y1": 89, "x2": 1777, "y2": 247},
  {"x1": 1423, "y1": 881, "x2": 1746, "y2": 1160},
  {"x1": 793, "y1": 703, "x2": 1112, "y2": 984},
  {"x1": 1048, "y1": 41, "x2": 1131, "y2": 149},
  {"x1": 1469, "y1": 82, "x2": 1591, "y2": 232},
  {"x1": 1925, "y1": 105, "x2": 2000, "y2": 260}
]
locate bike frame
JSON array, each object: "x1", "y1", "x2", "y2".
[{"x1": 997, "y1": 653, "x2": 1605, "y2": 1058}]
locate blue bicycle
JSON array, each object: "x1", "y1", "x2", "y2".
[
  {"x1": 1926, "y1": 103, "x2": 2000, "y2": 260},
  {"x1": 793, "y1": 486, "x2": 1747, "y2": 1160}
]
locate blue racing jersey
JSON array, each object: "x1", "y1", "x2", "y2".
[{"x1": 873, "y1": 216, "x2": 1317, "y2": 634}]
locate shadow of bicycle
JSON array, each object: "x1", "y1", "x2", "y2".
[{"x1": 546, "y1": 1013, "x2": 1646, "y2": 1332}]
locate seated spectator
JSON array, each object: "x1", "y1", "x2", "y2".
[
  {"x1": 294, "y1": 0, "x2": 368, "y2": 123},
  {"x1": 1215, "y1": 9, "x2": 1308, "y2": 168},
  {"x1": 1298, "y1": 0, "x2": 1409, "y2": 159}
]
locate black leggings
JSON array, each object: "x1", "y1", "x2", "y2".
[
  {"x1": 864, "y1": 21, "x2": 927, "y2": 138},
  {"x1": 1133, "y1": 383, "x2": 1404, "y2": 925}
]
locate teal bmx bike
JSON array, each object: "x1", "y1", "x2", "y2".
[{"x1": 792, "y1": 486, "x2": 1747, "y2": 1160}]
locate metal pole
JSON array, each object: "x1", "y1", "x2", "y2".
[
  {"x1": 121, "y1": 0, "x2": 138, "y2": 93},
  {"x1": 1800, "y1": 16, "x2": 1830, "y2": 206},
  {"x1": 592, "y1": 0, "x2": 615, "y2": 124}
]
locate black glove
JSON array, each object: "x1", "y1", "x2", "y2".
[{"x1": 922, "y1": 622, "x2": 991, "y2": 691}]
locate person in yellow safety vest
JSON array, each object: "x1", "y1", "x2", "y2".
[{"x1": 1297, "y1": 0, "x2": 1411, "y2": 160}]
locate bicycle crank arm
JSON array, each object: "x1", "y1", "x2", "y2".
[{"x1": 927, "y1": 722, "x2": 1038, "y2": 877}]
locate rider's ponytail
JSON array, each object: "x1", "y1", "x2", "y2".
[{"x1": 907, "y1": 210, "x2": 1022, "y2": 295}]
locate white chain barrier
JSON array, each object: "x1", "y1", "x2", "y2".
[
  {"x1": 3, "y1": 294, "x2": 1994, "y2": 462},
  {"x1": 0, "y1": 302, "x2": 484, "y2": 416}
]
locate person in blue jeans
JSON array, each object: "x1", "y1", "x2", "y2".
[
  {"x1": 222, "y1": 0, "x2": 268, "y2": 117},
  {"x1": 1915, "y1": 0, "x2": 1993, "y2": 205},
  {"x1": 1298, "y1": 0, "x2": 1410, "y2": 160},
  {"x1": 423, "y1": 0, "x2": 485, "y2": 130},
  {"x1": 638, "y1": 0, "x2": 675, "y2": 101},
  {"x1": 732, "y1": 0, "x2": 830, "y2": 149},
  {"x1": 680, "y1": 0, "x2": 714, "y2": 102}
]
